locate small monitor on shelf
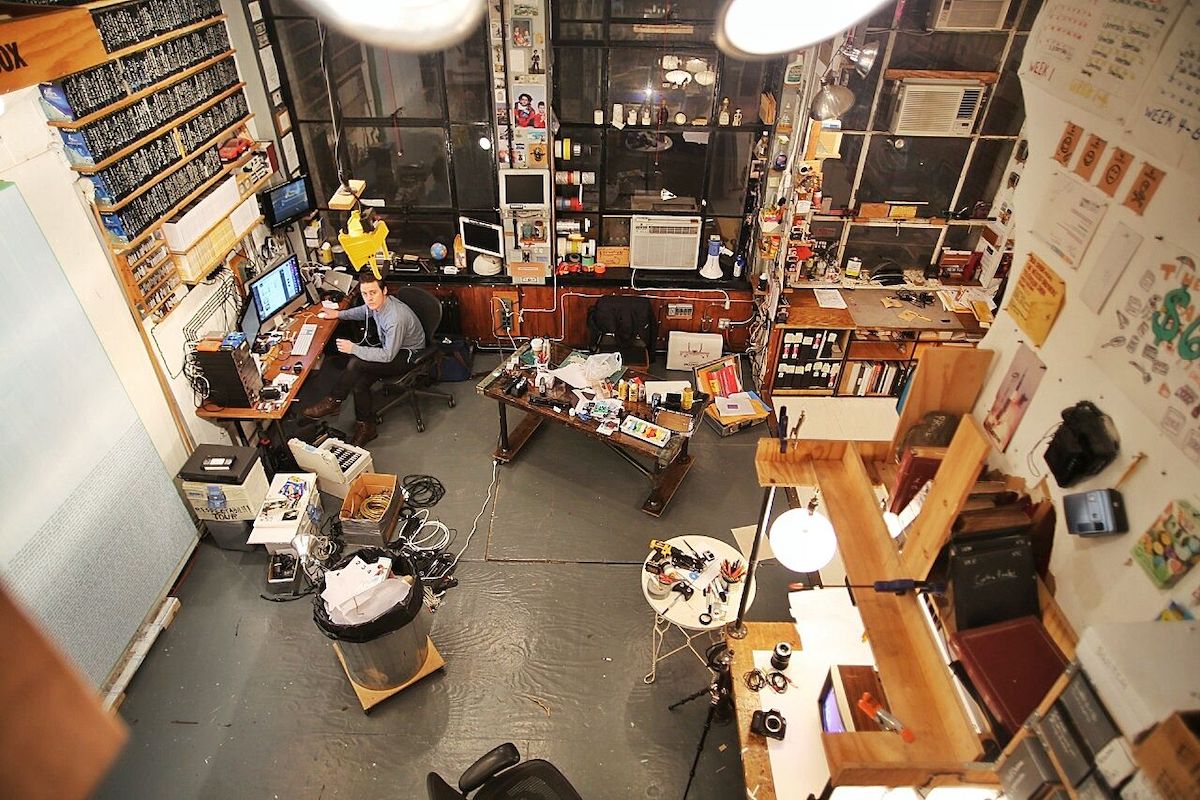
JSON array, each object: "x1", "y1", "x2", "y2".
[
  {"x1": 248, "y1": 254, "x2": 306, "y2": 332},
  {"x1": 260, "y1": 175, "x2": 316, "y2": 228},
  {"x1": 498, "y1": 169, "x2": 550, "y2": 210},
  {"x1": 238, "y1": 297, "x2": 261, "y2": 341},
  {"x1": 459, "y1": 216, "x2": 505, "y2": 258}
]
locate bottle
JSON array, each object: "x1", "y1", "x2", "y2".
[
  {"x1": 657, "y1": 99, "x2": 670, "y2": 127},
  {"x1": 757, "y1": 270, "x2": 768, "y2": 292},
  {"x1": 733, "y1": 253, "x2": 746, "y2": 279},
  {"x1": 754, "y1": 132, "x2": 769, "y2": 160},
  {"x1": 732, "y1": 108, "x2": 743, "y2": 126},
  {"x1": 627, "y1": 107, "x2": 638, "y2": 126},
  {"x1": 640, "y1": 101, "x2": 652, "y2": 126},
  {"x1": 718, "y1": 98, "x2": 731, "y2": 126},
  {"x1": 682, "y1": 385, "x2": 694, "y2": 410},
  {"x1": 617, "y1": 378, "x2": 628, "y2": 401}
]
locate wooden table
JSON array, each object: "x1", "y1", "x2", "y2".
[
  {"x1": 726, "y1": 621, "x2": 802, "y2": 800},
  {"x1": 196, "y1": 303, "x2": 342, "y2": 441},
  {"x1": 475, "y1": 343, "x2": 706, "y2": 516}
]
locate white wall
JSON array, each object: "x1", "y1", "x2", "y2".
[
  {"x1": 0, "y1": 87, "x2": 189, "y2": 471},
  {"x1": 974, "y1": 58, "x2": 1200, "y2": 626}
]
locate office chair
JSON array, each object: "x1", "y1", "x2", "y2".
[
  {"x1": 586, "y1": 295, "x2": 656, "y2": 368},
  {"x1": 376, "y1": 287, "x2": 455, "y2": 432},
  {"x1": 426, "y1": 743, "x2": 583, "y2": 800}
]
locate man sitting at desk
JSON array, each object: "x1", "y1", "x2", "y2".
[{"x1": 301, "y1": 273, "x2": 424, "y2": 445}]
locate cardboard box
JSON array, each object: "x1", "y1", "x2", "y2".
[
  {"x1": 1133, "y1": 712, "x2": 1200, "y2": 800},
  {"x1": 506, "y1": 261, "x2": 547, "y2": 285},
  {"x1": 250, "y1": 472, "x2": 320, "y2": 553},
  {"x1": 339, "y1": 473, "x2": 402, "y2": 546}
]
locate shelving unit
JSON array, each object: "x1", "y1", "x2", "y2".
[{"x1": 36, "y1": 3, "x2": 272, "y2": 322}]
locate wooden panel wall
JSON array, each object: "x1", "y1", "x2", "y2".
[{"x1": 398, "y1": 283, "x2": 756, "y2": 350}]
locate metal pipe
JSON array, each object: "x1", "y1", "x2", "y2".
[{"x1": 726, "y1": 484, "x2": 776, "y2": 639}]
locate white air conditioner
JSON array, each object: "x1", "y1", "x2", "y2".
[
  {"x1": 928, "y1": 0, "x2": 1011, "y2": 30},
  {"x1": 889, "y1": 80, "x2": 985, "y2": 136},
  {"x1": 629, "y1": 215, "x2": 703, "y2": 271}
]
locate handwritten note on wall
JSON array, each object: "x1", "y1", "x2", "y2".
[
  {"x1": 1023, "y1": 0, "x2": 1185, "y2": 124},
  {"x1": 1006, "y1": 253, "x2": 1068, "y2": 346},
  {"x1": 1130, "y1": 1, "x2": 1200, "y2": 175}
]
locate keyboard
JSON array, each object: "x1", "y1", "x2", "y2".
[{"x1": 291, "y1": 323, "x2": 318, "y2": 357}]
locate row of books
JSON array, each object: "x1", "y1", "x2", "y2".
[{"x1": 841, "y1": 360, "x2": 911, "y2": 397}]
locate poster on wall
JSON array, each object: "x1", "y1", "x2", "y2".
[
  {"x1": 1130, "y1": 1, "x2": 1200, "y2": 176},
  {"x1": 1032, "y1": 171, "x2": 1109, "y2": 269},
  {"x1": 1132, "y1": 499, "x2": 1200, "y2": 588},
  {"x1": 983, "y1": 344, "x2": 1048, "y2": 452},
  {"x1": 512, "y1": 85, "x2": 547, "y2": 128},
  {"x1": 1021, "y1": 0, "x2": 1185, "y2": 124},
  {"x1": 1006, "y1": 253, "x2": 1067, "y2": 346},
  {"x1": 1090, "y1": 238, "x2": 1200, "y2": 465}
]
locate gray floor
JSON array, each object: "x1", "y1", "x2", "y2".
[{"x1": 97, "y1": 353, "x2": 798, "y2": 799}]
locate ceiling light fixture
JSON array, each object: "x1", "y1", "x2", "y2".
[
  {"x1": 296, "y1": 0, "x2": 486, "y2": 52},
  {"x1": 715, "y1": 0, "x2": 891, "y2": 59},
  {"x1": 809, "y1": 79, "x2": 856, "y2": 121}
]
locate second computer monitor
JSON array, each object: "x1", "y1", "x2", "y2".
[
  {"x1": 248, "y1": 254, "x2": 306, "y2": 332},
  {"x1": 459, "y1": 216, "x2": 504, "y2": 258}
]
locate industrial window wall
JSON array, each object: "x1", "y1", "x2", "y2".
[{"x1": 263, "y1": 0, "x2": 498, "y2": 256}]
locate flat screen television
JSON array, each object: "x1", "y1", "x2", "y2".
[
  {"x1": 498, "y1": 169, "x2": 550, "y2": 209},
  {"x1": 818, "y1": 671, "x2": 848, "y2": 733},
  {"x1": 260, "y1": 175, "x2": 316, "y2": 228},
  {"x1": 248, "y1": 254, "x2": 306, "y2": 331},
  {"x1": 459, "y1": 216, "x2": 505, "y2": 257}
]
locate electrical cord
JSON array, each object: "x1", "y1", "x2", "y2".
[
  {"x1": 428, "y1": 459, "x2": 500, "y2": 578},
  {"x1": 402, "y1": 474, "x2": 445, "y2": 508},
  {"x1": 353, "y1": 489, "x2": 394, "y2": 522}
]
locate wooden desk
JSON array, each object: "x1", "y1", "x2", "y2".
[
  {"x1": 196, "y1": 304, "x2": 341, "y2": 429},
  {"x1": 726, "y1": 622, "x2": 802, "y2": 800},
  {"x1": 475, "y1": 343, "x2": 705, "y2": 516}
]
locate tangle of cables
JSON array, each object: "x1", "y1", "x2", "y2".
[{"x1": 401, "y1": 474, "x2": 446, "y2": 508}]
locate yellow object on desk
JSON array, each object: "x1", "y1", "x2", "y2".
[{"x1": 338, "y1": 210, "x2": 391, "y2": 280}]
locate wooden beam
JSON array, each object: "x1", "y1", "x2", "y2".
[
  {"x1": 0, "y1": 4, "x2": 107, "y2": 94},
  {"x1": 755, "y1": 437, "x2": 890, "y2": 487},
  {"x1": 883, "y1": 69, "x2": 1000, "y2": 84},
  {"x1": 891, "y1": 347, "x2": 994, "y2": 459},
  {"x1": 899, "y1": 417, "x2": 992, "y2": 579},
  {"x1": 813, "y1": 444, "x2": 983, "y2": 783}
]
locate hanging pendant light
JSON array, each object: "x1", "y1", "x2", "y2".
[
  {"x1": 296, "y1": 0, "x2": 487, "y2": 52},
  {"x1": 843, "y1": 40, "x2": 881, "y2": 77},
  {"x1": 716, "y1": 0, "x2": 892, "y2": 59},
  {"x1": 767, "y1": 498, "x2": 838, "y2": 573},
  {"x1": 809, "y1": 80, "x2": 856, "y2": 121}
]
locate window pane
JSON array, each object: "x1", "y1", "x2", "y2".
[
  {"x1": 944, "y1": 224, "x2": 985, "y2": 250},
  {"x1": 890, "y1": 32, "x2": 1007, "y2": 71},
  {"x1": 557, "y1": 0, "x2": 605, "y2": 19},
  {"x1": 611, "y1": 0, "x2": 719, "y2": 19},
  {"x1": 842, "y1": 224, "x2": 943, "y2": 271},
  {"x1": 601, "y1": 216, "x2": 631, "y2": 247},
  {"x1": 956, "y1": 139, "x2": 1015, "y2": 216},
  {"x1": 839, "y1": 32, "x2": 887, "y2": 131},
  {"x1": 1019, "y1": 0, "x2": 1044, "y2": 31},
  {"x1": 857, "y1": 136, "x2": 971, "y2": 215},
  {"x1": 557, "y1": 22, "x2": 604, "y2": 40},
  {"x1": 371, "y1": 214, "x2": 458, "y2": 259},
  {"x1": 720, "y1": 58, "x2": 772, "y2": 126},
  {"x1": 332, "y1": 37, "x2": 443, "y2": 119},
  {"x1": 702, "y1": 216, "x2": 743, "y2": 257},
  {"x1": 346, "y1": 125, "x2": 451, "y2": 208},
  {"x1": 610, "y1": 23, "x2": 715, "y2": 43},
  {"x1": 446, "y1": 26, "x2": 490, "y2": 122},
  {"x1": 817, "y1": 134, "x2": 864, "y2": 211},
  {"x1": 554, "y1": 47, "x2": 604, "y2": 124},
  {"x1": 707, "y1": 132, "x2": 753, "y2": 216},
  {"x1": 609, "y1": 48, "x2": 717, "y2": 124},
  {"x1": 452, "y1": 124, "x2": 497, "y2": 210},
  {"x1": 277, "y1": 20, "x2": 329, "y2": 119},
  {"x1": 868, "y1": 2, "x2": 900, "y2": 29},
  {"x1": 298, "y1": 123, "x2": 338, "y2": 204},
  {"x1": 605, "y1": 130, "x2": 707, "y2": 211},
  {"x1": 982, "y1": 36, "x2": 1026, "y2": 135},
  {"x1": 266, "y1": 0, "x2": 309, "y2": 17}
]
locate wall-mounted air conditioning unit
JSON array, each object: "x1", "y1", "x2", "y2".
[
  {"x1": 629, "y1": 215, "x2": 703, "y2": 271},
  {"x1": 928, "y1": 0, "x2": 1012, "y2": 31},
  {"x1": 889, "y1": 80, "x2": 985, "y2": 136}
]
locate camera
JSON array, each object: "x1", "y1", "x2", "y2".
[{"x1": 751, "y1": 708, "x2": 786, "y2": 740}]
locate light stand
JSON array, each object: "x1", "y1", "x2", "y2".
[
  {"x1": 724, "y1": 484, "x2": 776, "y2": 639},
  {"x1": 668, "y1": 642, "x2": 735, "y2": 800}
]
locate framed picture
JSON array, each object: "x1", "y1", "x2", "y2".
[
  {"x1": 511, "y1": 18, "x2": 532, "y2": 48},
  {"x1": 512, "y1": 85, "x2": 546, "y2": 130}
]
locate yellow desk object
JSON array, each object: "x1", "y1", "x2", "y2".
[{"x1": 338, "y1": 210, "x2": 391, "y2": 279}]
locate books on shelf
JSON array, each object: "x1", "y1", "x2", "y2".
[{"x1": 842, "y1": 360, "x2": 912, "y2": 397}]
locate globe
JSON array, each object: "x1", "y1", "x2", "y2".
[{"x1": 430, "y1": 242, "x2": 448, "y2": 260}]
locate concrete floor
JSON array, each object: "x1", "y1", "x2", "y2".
[{"x1": 97, "y1": 353, "x2": 800, "y2": 799}]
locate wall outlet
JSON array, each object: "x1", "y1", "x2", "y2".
[
  {"x1": 718, "y1": 317, "x2": 732, "y2": 329},
  {"x1": 491, "y1": 289, "x2": 520, "y2": 336},
  {"x1": 667, "y1": 303, "x2": 694, "y2": 318}
]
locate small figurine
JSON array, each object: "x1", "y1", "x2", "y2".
[
  {"x1": 718, "y1": 97, "x2": 731, "y2": 126},
  {"x1": 732, "y1": 108, "x2": 743, "y2": 126}
]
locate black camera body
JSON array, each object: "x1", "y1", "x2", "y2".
[
  {"x1": 751, "y1": 709, "x2": 786, "y2": 740},
  {"x1": 1044, "y1": 401, "x2": 1120, "y2": 487}
]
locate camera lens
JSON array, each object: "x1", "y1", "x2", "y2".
[{"x1": 765, "y1": 715, "x2": 781, "y2": 733}]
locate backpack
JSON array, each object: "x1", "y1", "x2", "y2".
[{"x1": 433, "y1": 336, "x2": 475, "y2": 382}]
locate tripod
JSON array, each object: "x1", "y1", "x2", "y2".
[{"x1": 668, "y1": 642, "x2": 734, "y2": 800}]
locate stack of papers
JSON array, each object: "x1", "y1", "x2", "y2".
[
  {"x1": 321, "y1": 556, "x2": 413, "y2": 625},
  {"x1": 716, "y1": 392, "x2": 755, "y2": 417}
]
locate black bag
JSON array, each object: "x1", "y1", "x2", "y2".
[
  {"x1": 312, "y1": 548, "x2": 424, "y2": 643},
  {"x1": 433, "y1": 335, "x2": 475, "y2": 382},
  {"x1": 1044, "y1": 401, "x2": 1119, "y2": 487}
]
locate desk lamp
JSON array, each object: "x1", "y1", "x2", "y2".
[{"x1": 338, "y1": 209, "x2": 391, "y2": 280}]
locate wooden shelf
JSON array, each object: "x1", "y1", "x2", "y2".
[
  {"x1": 772, "y1": 388, "x2": 836, "y2": 396},
  {"x1": 883, "y1": 68, "x2": 999, "y2": 85},
  {"x1": 47, "y1": 50, "x2": 236, "y2": 130},
  {"x1": 180, "y1": 212, "x2": 266, "y2": 286},
  {"x1": 108, "y1": 146, "x2": 258, "y2": 253},
  {"x1": 123, "y1": 239, "x2": 167, "y2": 270},
  {"x1": 105, "y1": 14, "x2": 228, "y2": 61},
  {"x1": 846, "y1": 341, "x2": 915, "y2": 361},
  {"x1": 138, "y1": 268, "x2": 177, "y2": 302},
  {"x1": 95, "y1": 113, "x2": 252, "y2": 212},
  {"x1": 73, "y1": 82, "x2": 246, "y2": 175},
  {"x1": 145, "y1": 290, "x2": 180, "y2": 318}
]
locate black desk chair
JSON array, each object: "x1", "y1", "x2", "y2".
[
  {"x1": 586, "y1": 294, "x2": 656, "y2": 368},
  {"x1": 426, "y1": 743, "x2": 583, "y2": 800},
  {"x1": 376, "y1": 287, "x2": 455, "y2": 432}
]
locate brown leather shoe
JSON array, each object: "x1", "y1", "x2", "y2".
[
  {"x1": 350, "y1": 420, "x2": 378, "y2": 447},
  {"x1": 302, "y1": 396, "x2": 342, "y2": 419}
]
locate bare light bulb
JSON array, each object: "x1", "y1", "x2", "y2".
[{"x1": 296, "y1": 0, "x2": 486, "y2": 52}]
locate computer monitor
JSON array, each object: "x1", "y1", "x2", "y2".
[
  {"x1": 498, "y1": 169, "x2": 550, "y2": 209},
  {"x1": 260, "y1": 174, "x2": 316, "y2": 228},
  {"x1": 248, "y1": 254, "x2": 306, "y2": 332},
  {"x1": 459, "y1": 216, "x2": 504, "y2": 257},
  {"x1": 238, "y1": 297, "x2": 261, "y2": 341}
]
